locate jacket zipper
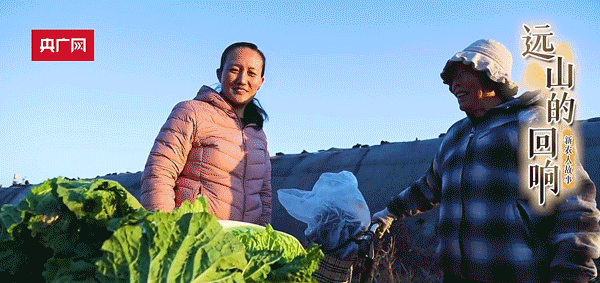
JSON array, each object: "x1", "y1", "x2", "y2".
[
  {"x1": 234, "y1": 112, "x2": 248, "y2": 221},
  {"x1": 459, "y1": 126, "x2": 475, "y2": 278}
]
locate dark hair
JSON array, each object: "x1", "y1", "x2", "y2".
[
  {"x1": 219, "y1": 42, "x2": 268, "y2": 129},
  {"x1": 242, "y1": 99, "x2": 268, "y2": 129},
  {"x1": 220, "y1": 42, "x2": 266, "y2": 77}
]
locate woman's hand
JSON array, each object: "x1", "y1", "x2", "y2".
[{"x1": 371, "y1": 208, "x2": 398, "y2": 238}]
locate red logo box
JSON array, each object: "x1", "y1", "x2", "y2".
[{"x1": 32, "y1": 30, "x2": 94, "y2": 61}]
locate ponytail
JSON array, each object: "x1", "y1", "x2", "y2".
[{"x1": 242, "y1": 98, "x2": 268, "y2": 130}]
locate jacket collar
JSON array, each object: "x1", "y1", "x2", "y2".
[
  {"x1": 499, "y1": 89, "x2": 543, "y2": 109},
  {"x1": 194, "y1": 85, "x2": 238, "y2": 119},
  {"x1": 466, "y1": 89, "x2": 542, "y2": 124},
  {"x1": 193, "y1": 85, "x2": 260, "y2": 129}
]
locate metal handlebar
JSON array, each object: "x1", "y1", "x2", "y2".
[
  {"x1": 357, "y1": 222, "x2": 380, "y2": 283},
  {"x1": 359, "y1": 222, "x2": 380, "y2": 245}
]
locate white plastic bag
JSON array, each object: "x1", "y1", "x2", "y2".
[{"x1": 278, "y1": 171, "x2": 370, "y2": 259}]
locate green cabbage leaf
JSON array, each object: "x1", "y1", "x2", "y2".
[
  {"x1": 0, "y1": 177, "x2": 144, "y2": 282},
  {"x1": 223, "y1": 222, "x2": 324, "y2": 283},
  {"x1": 96, "y1": 200, "x2": 248, "y2": 283},
  {"x1": 0, "y1": 177, "x2": 323, "y2": 282}
]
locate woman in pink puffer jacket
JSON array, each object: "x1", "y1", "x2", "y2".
[{"x1": 140, "y1": 42, "x2": 272, "y2": 226}]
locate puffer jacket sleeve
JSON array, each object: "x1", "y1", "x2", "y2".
[
  {"x1": 256, "y1": 146, "x2": 272, "y2": 226},
  {"x1": 549, "y1": 163, "x2": 600, "y2": 283},
  {"x1": 140, "y1": 101, "x2": 197, "y2": 212},
  {"x1": 387, "y1": 153, "x2": 443, "y2": 218}
]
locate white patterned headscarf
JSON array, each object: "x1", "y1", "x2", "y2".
[{"x1": 441, "y1": 39, "x2": 519, "y2": 97}]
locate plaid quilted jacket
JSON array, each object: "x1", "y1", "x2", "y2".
[{"x1": 388, "y1": 91, "x2": 600, "y2": 282}]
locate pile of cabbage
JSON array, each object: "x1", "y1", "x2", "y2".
[{"x1": 0, "y1": 177, "x2": 323, "y2": 282}]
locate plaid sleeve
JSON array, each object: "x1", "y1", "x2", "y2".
[
  {"x1": 549, "y1": 164, "x2": 600, "y2": 283},
  {"x1": 387, "y1": 157, "x2": 442, "y2": 218},
  {"x1": 313, "y1": 254, "x2": 355, "y2": 283}
]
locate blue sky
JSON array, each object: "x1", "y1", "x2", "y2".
[{"x1": 1, "y1": 0, "x2": 599, "y2": 186}]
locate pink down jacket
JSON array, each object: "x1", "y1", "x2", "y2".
[{"x1": 140, "y1": 86, "x2": 272, "y2": 226}]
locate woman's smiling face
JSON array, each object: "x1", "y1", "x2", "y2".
[
  {"x1": 218, "y1": 46, "x2": 265, "y2": 115},
  {"x1": 451, "y1": 63, "x2": 490, "y2": 117}
]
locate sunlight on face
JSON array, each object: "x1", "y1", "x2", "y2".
[
  {"x1": 218, "y1": 47, "x2": 265, "y2": 115},
  {"x1": 450, "y1": 64, "x2": 488, "y2": 116}
]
